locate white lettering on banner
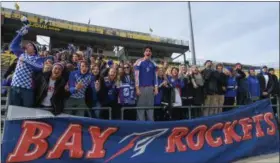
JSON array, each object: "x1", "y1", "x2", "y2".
[{"x1": 118, "y1": 129, "x2": 169, "y2": 158}]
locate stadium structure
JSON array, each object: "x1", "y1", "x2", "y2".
[{"x1": 1, "y1": 7, "x2": 261, "y2": 70}]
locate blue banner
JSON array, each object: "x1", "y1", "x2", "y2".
[{"x1": 2, "y1": 99, "x2": 279, "y2": 163}]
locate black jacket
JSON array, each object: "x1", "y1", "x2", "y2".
[
  {"x1": 271, "y1": 74, "x2": 280, "y2": 96},
  {"x1": 97, "y1": 77, "x2": 118, "y2": 106},
  {"x1": 181, "y1": 76, "x2": 195, "y2": 98},
  {"x1": 201, "y1": 68, "x2": 220, "y2": 95},
  {"x1": 34, "y1": 72, "x2": 67, "y2": 115},
  {"x1": 235, "y1": 69, "x2": 248, "y2": 93},
  {"x1": 216, "y1": 72, "x2": 227, "y2": 95},
  {"x1": 257, "y1": 73, "x2": 274, "y2": 96}
]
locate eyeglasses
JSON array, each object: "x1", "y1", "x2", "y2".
[{"x1": 124, "y1": 67, "x2": 130, "y2": 69}]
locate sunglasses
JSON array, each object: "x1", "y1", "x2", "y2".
[{"x1": 124, "y1": 67, "x2": 130, "y2": 69}]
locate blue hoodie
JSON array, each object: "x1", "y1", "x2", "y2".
[
  {"x1": 247, "y1": 75, "x2": 260, "y2": 98},
  {"x1": 9, "y1": 33, "x2": 44, "y2": 89},
  {"x1": 225, "y1": 76, "x2": 237, "y2": 97}
]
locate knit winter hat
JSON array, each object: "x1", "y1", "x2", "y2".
[
  {"x1": 53, "y1": 62, "x2": 65, "y2": 71},
  {"x1": 28, "y1": 41, "x2": 39, "y2": 55}
]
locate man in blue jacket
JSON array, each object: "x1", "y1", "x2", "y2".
[
  {"x1": 134, "y1": 46, "x2": 158, "y2": 121},
  {"x1": 9, "y1": 23, "x2": 44, "y2": 107}
]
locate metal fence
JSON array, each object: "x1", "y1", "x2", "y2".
[
  {"x1": 121, "y1": 103, "x2": 280, "y2": 121},
  {"x1": 1, "y1": 86, "x2": 279, "y2": 122}
]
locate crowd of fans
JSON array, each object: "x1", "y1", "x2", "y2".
[{"x1": 2, "y1": 22, "x2": 280, "y2": 121}]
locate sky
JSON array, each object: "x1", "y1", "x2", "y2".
[{"x1": 2, "y1": 2, "x2": 279, "y2": 67}]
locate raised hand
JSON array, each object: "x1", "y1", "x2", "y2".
[{"x1": 75, "y1": 81, "x2": 84, "y2": 90}]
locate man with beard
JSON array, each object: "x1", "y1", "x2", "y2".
[{"x1": 134, "y1": 46, "x2": 158, "y2": 121}]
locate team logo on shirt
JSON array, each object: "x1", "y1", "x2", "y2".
[{"x1": 146, "y1": 67, "x2": 150, "y2": 72}]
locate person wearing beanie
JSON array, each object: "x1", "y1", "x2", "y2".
[
  {"x1": 34, "y1": 63, "x2": 67, "y2": 115},
  {"x1": 224, "y1": 66, "x2": 238, "y2": 112},
  {"x1": 268, "y1": 68, "x2": 279, "y2": 116},
  {"x1": 247, "y1": 68, "x2": 260, "y2": 103},
  {"x1": 9, "y1": 22, "x2": 45, "y2": 107},
  {"x1": 257, "y1": 65, "x2": 274, "y2": 99}
]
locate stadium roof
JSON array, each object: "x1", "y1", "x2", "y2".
[{"x1": 1, "y1": 7, "x2": 189, "y2": 57}]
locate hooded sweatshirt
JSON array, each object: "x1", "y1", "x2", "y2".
[{"x1": 247, "y1": 75, "x2": 260, "y2": 99}]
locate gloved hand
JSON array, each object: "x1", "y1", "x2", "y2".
[
  {"x1": 16, "y1": 16, "x2": 30, "y2": 36},
  {"x1": 20, "y1": 16, "x2": 30, "y2": 26}
]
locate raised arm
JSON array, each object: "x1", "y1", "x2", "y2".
[
  {"x1": 23, "y1": 57, "x2": 44, "y2": 72},
  {"x1": 9, "y1": 33, "x2": 24, "y2": 57}
]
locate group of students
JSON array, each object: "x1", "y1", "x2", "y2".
[{"x1": 3, "y1": 23, "x2": 280, "y2": 121}]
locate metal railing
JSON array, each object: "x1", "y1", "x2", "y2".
[
  {"x1": 1, "y1": 86, "x2": 279, "y2": 122},
  {"x1": 121, "y1": 103, "x2": 280, "y2": 121}
]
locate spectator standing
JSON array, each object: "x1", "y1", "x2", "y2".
[
  {"x1": 117, "y1": 63, "x2": 137, "y2": 120},
  {"x1": 257, "y1": 66, "x2": 274, "y2": 100},
  {"x1": 90, "y1": 65, "x2": 101, "y2": 118},
  {"x1": 190, "y1": 65, "x2": 204, "y2": 118},
  {"x1": 9, "y1": 25, "x2": 44, "y2": 107},
  {"x1": 215, "y1": 63, "x2": 227, "y2": 113},
  {"x1": 96, "y1": 68, "x2": 119, "y2": 119},
  {"x1": 268, "y1": 68, "x2": 279, "y2": 115},
  {"x1": 66, "y1": 61, "x2": 97, "y2": 117},
  {"x1": 180, "y1": 66, "x2": 195, "y2": 119},
  {"x1": 247, "y1": 68, "x2": 260, "y2": 103},
  {"x1": 34, "y1": 63, "x2": 67, "y2": 115},
  {"x1": 235, "y1": 63, "x2": 250, "y2": 105},
  {"x1": 154, "y1": 67, "x2": 167, "y2": 121},
  {"x1": 201, "y1": 60, "x2": 218, "y2": 116},
  {"x1": 223, "y1": 67, "x2": 237, "y2": 111},
  {"x1": 167, "y1": 67, "x2": 184, "y2": 120},
  {"x1": 134, "y1": 46, "x2": 158, "y2": 121}
]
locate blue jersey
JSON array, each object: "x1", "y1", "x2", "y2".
[
  {"x1": 104, "y1": 77, "x2": 118, "y2": 102},
  {"x1": 118, "y1": 83, "x2": 136, "y2": 105},
  {"x1": 134, "y1": 58, "x2": 158, "y2": 87}
]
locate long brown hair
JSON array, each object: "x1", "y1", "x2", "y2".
[{"x1": 120, "y1": 63, "x2": 134, "y2": 82}]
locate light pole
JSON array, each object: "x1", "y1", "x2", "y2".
[{"x1": 187, "y1": 1, "x2": 196, "y2": 65}]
